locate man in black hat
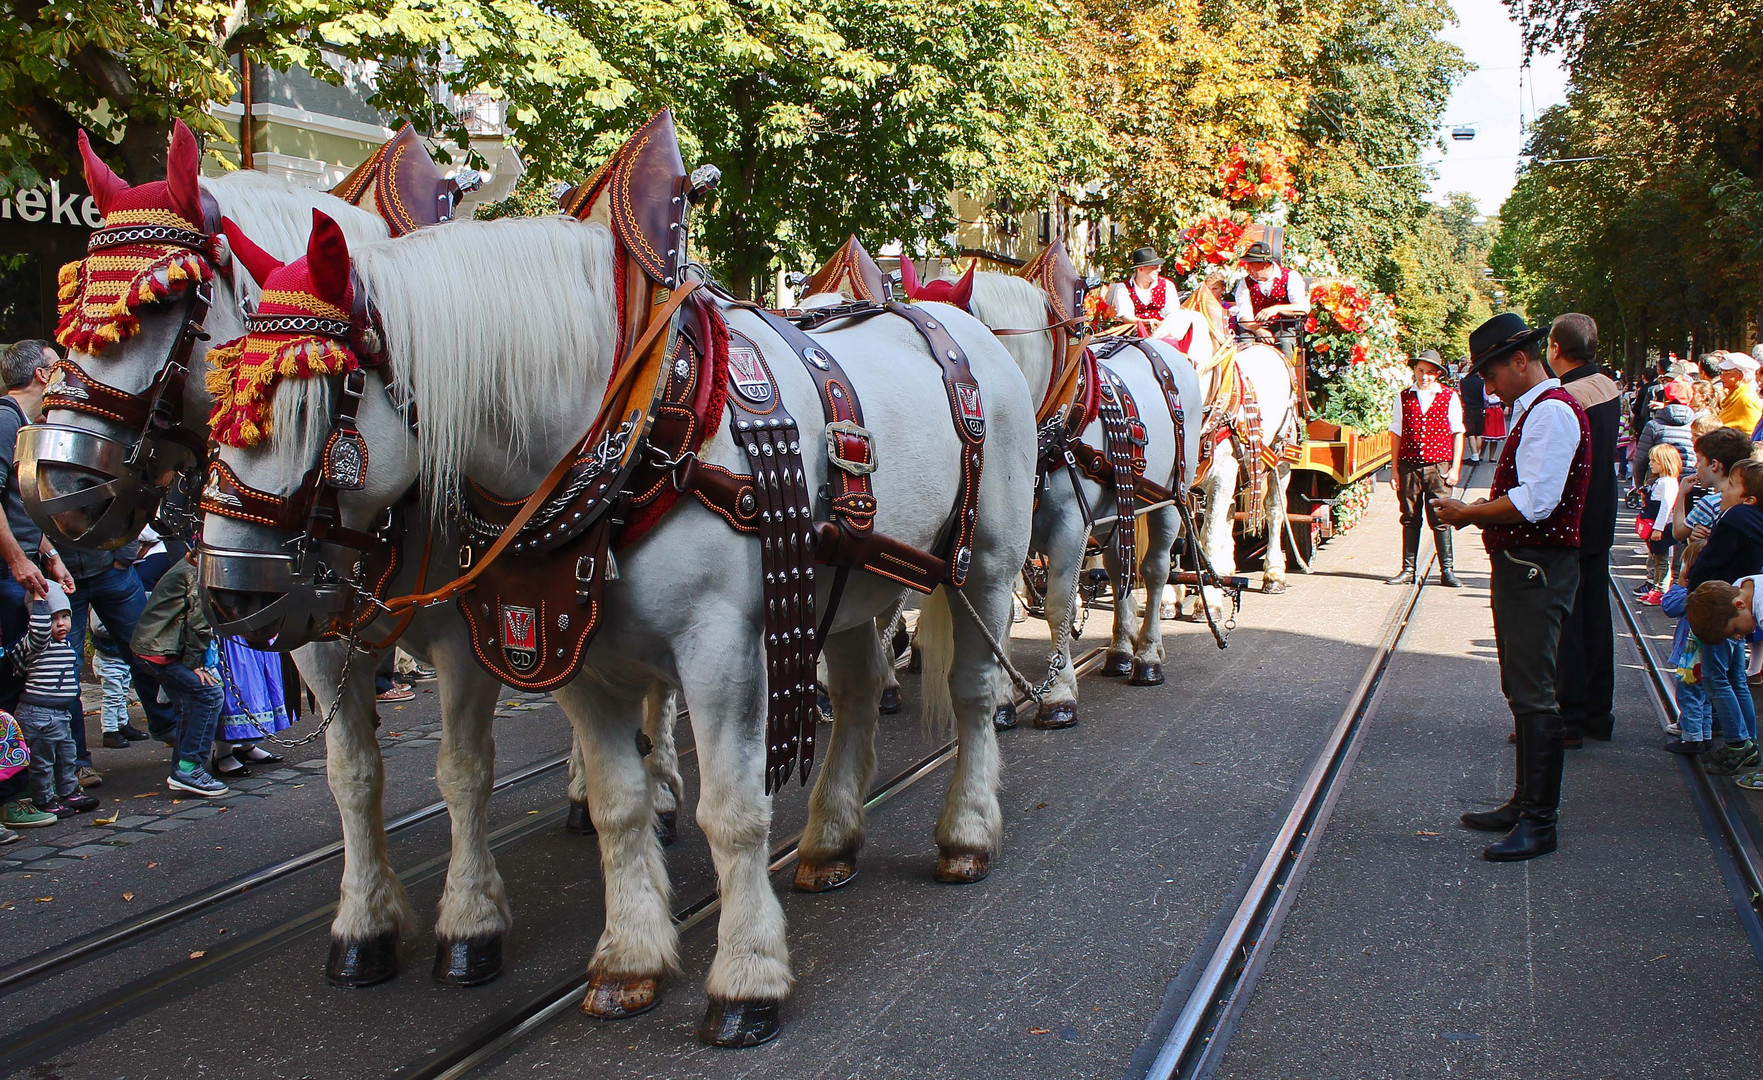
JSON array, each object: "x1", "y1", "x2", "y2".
[
  {"x1": 1433, "y1": 312, "x2": 1592, "y2": 862},
  {"x1": 1232, "y1": 233, "x2": 1309, "y2": 358},
  {"x1": 1109, "y1": 247, "x2": 1180, "y2": 336},
  {"x1": 1550, "y1": 314, "x2": 1621, "y2": 746},
  {"x1": 1385, "y1": 349, "x2": 1464, "y2": 587}
]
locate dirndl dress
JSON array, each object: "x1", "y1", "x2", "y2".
[
  {"x1": 218, "y1": 637, "x2": 292, "y2": 743},
  {"x1": 1482, "y1": 403, "x2": 1507, "y2": 439},
  {"x1": 0, "y1": 711, "x2": 27, "y2": 783}
]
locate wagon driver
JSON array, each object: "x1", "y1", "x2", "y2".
[
  {"x1": 1109, "y1": 247, "x2": 1182, "y2": 338},
  {"x1": 1433, "y1": 313, "x2": 1592, "y2": 863},
  {"x1": 1384, "y1": 349, "x2": 1464, "y2": 588},
  {"x1": 1232, "y1": 235, "x2": 1310, "y2": 359}
]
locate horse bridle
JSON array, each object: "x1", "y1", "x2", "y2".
[
  {"x1": 197, "y1": 289, "x2": 418, "y2": 649},
  {"x1": 20, "y1": 205, "x2": 230, "y2": 548}
]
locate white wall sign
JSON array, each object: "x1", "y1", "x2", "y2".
[{"x1": 0, "y1": 179, "x2": 104, "y2": 228}]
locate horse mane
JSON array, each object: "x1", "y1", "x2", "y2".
[
  {"x1": 203, "y1": 171, "x2": 389, "y2": 264},
  {"x1": 349, "y1": 217, "x2": 619, "y2": 507},
  {"x1": 969, "y1": 271, "x2": 1057, "y2": 388}
]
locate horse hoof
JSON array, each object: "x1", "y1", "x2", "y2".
[
  {"x1": 1035, "y1": 701, "x2": 1078, "y2": 729},
  {"x1": 325, "y1": 931, "x2": 399, "y2": 988},
  {"x1": 1129, "y1": 659, "x2": 1164, "y2": 686},
  {"x1": 1101, "y1": 652, "x2": 1133, "y2": 677},
  {"x1": 698, "y1": 997, "x2": 782, "y2": 1047},
  {"x1": 565, "y1": 799, "x2": 596, "y2": 835},
  {"x1": 582, "y1": 974, "x2": 662, "y2": 1019},
  {"x1": 655, "y1": 809, "x2": 678, "y2": 848},
  {"x1": 879, "y1": 685, "x2": 903, "y2": 715},
  {"x1": 1159, "y1": 602, "x2": 1177, "y2": 620},
  {"x1": 935, "y1": 847, "x2": 991, "y2": 884},
  {"x1": 907, "y1": 645, "x2": 922, "y2": 673},
  {"x1": 992, "y1": 702, "x2": 1019, "y2": 731},
  {"x1": 432, "y1": 935, "x2": 503, "y2": 986},
  {"x1": 1262, "y1": 579, "x2": 1287, "y2": 595},
  {"x1": 793, "y1": 850, "x2": 859, "y2": 892}
]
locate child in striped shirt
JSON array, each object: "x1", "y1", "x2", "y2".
[{"x1": 15, "y1": 586, "x2": 98, "y2": 817}]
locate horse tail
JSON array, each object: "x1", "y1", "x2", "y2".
[{"x1": 917, "y1": 586, "x2": 957, "y2": 739}]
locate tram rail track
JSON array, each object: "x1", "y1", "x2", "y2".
[
  {"x1": 1139, "y1": 461, "x2": 1482, "y2": 1080},
  {"x1": 1609, "y1": 573, "x2": 1763, "y2": 961}
]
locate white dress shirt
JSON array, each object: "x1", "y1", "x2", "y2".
[
  {"x1": 1109, "y1": 278, "x2": 1179, "y2": 324},
  {"x1": 1388, "y1": 384, "x2": 1466, "y2": 436},
  {"x1": 1232, "y1": 268, "x2": 1311, "y2": 327},
  {"x1": 1503, "y1": 378, "x2": 1583, "y2": 523}
]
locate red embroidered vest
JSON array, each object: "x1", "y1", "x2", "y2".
[
  {"x1": 1399, "y1": 387, "x2": 1456, "y2": 464},
  {"x1": 1247, "y1": 270, "x2": 1289, "y2": 317},
  {"x1": 1129, "y1": 277, "x2": 1170, "y2": 322},
  {"x1": 1484, "y1": 386, "x2": 1592, "y2": 553}
]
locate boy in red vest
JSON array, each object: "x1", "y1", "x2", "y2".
[
  {"x1": 1434, "y1": 314, "x2": 1592, "y2": 862},
  {"x1": 1385, "y1": 349, "x2": 1465, "y2": 587}
]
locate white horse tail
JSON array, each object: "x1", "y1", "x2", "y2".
[{"x1": 917, "y1": 587, "x2": 958, "y2": 739}]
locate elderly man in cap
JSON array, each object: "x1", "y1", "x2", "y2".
[
  {"x1": 1385, "y1": 348, "x2": 1464, "y2": 587},
  {"x1": 1434, "y1": 313, "x2": 1592, "y2": 862},
  {"x1": 1716, "y1": 350, "x2": 1763, "y2": 434},
  {"x1": 1109, "y1": 247, "x2": 1182, "y2": 337},
  {"x1": 1232, "y1": 232, "x2": 1310, "y2": 357}
]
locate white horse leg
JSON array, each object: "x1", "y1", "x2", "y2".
[
  {"x1": 555, "y1": 677, "x2": 678, "y2": 1020},
  {"x1": 306, "y1": 643, "x2": 414, "y2": 987},
  {"x1": 917, "y1": 586, "x2": 1005, "y2": 883},
  {"x1": 679, "y1": 639, "x2": 792, "y2": 1046},
  {"x1": 1263, "y1": 464, "x2": 1291, "y2": 594},
  {"x1": 431, "y1": 649, "x2": 512, "y2": 986},
  {"x1": 1131, "y1": 506, "x2": 1178, "y2": 685},
  {"x1": 794, "y1": 623, "x2": 888, "y2": 892},
  {"x1": 1199, "y1": 451, "x2": 1241, "y2": 621},
  {"x1": 644, "y1": 685, "x2": 684, "y2": 846},
  {"x1": 1033, "y1": 513, "x2": 1088, "y2": 730}
]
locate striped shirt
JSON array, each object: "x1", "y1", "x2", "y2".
[{"x1": 22, "y1": 607, "x2": 81, "y2": 706}]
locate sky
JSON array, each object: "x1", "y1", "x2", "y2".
[{"x1": 1426, "y1": 0, "x2": 1571, "y2": 217}]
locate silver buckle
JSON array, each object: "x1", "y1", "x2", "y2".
[{"x1": 825, "y1": 420, "x2": 876, "y2": 476}]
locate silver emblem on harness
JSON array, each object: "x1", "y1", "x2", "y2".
[
  {"x1": 729, "y1": 346, "x2": 773, "y2": 404},
  {"x1": 501, "y1": 604, "x2": 539, "y2": 673}
]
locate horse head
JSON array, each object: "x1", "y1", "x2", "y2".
[
  {"x1": 199, "y1": 210, "x2": 417, "y2": 650},
  {"x1": 22, "y1": 121, "x2": 232, "y2": 550}
]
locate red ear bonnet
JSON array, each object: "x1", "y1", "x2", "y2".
[
  {"x1": 220, "y1": 217, "x2": 284, "y2": 288},
  {"x1": 945, "y1": 261, "x2": 975, "y2": 310},
  {"x1": 76, "y1": 130, "x2": 130, "y2": 215},
  {"x1": 900, "y1": 254, "x2": 923, "y2": 298},
  {"x1": 305, "y1": 210, "x2": 353, "y2": 311},
  {"x1": 900, "y1": 257, "x2": 973, "y2": 310},
  {"x1": 165, "y1": 120, "x2": 203, "y2": 227}
]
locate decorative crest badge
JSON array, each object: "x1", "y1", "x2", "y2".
[
  {"x1": 323, "y1": 430, "x2": 369, "y2": 490},
  {"x1": 955, "y1": 383, "x2": 985, "y2": 439},
  {"x1": 729, "y1": 344, "x2": 774, "y2": 405},
  {"x1": 501, "y1": 604, "x2": 539, "y2": 673}
]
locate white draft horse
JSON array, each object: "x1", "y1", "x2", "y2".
[
  {"x1": 36, "y1": 127, "x2": 680, "y2": 991},
  {"x1": 200, "y1": 211, "x2": 1036, "y2": 1045}
]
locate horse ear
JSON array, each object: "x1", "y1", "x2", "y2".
[
  {"x1": 947, "y1": 261, "x2": 976, "y2": 310},
  {"x1": 306, "y1": 209, "x2": 352, "y2": 310},
  {"x1": 166, "y1": 120, "x2": 203, "y2": 226},
  {"x1": 76, "y1": 130, "x2": 130, "y2": 216},
  {"x1": 220, "y1": 217, "x2": 283, "y2": 287},
  {"x1": 899, "y1": 255, "x2": 921, "y2": 299}
]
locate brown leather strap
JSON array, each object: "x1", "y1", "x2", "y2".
[
  {"x1": 1130, "y1": 339, "x2": 1188, "y2": 491},
  {"x1": 884, "y1": 302, "x2": 985, "y2": 585},
  {"x1": 750, "y1": 312, "x2": 877, "y2": 534},
  {"x1": 1095, "y1": 365, "x2": 1144, "y2": 592},
  {"x1": 379, "y1": 280, "x2": 700, "y2": 615}
]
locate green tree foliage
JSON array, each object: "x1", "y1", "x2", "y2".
[
  {"x1": 1498, "y1": 0, "x2": 1763, "y2": 368},
  {"x1": 1388, "y1": 192, "x2": 1496, "y2": 357}
]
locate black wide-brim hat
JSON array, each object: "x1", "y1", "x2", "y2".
[
  {"x1": 1242, "y1": 241, "x2": 1277, "y2": 262},
  {"x1": 1467, "y1": 312, "x2": 1549, "y2": 376},
  {"x1": 1128, "y1": 246, "x2": 1163, "y2": 269}
]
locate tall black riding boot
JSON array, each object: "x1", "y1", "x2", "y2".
[
  {"x1": 1384, "y1": 522, "x2": 1420, "y2": 585},
  {"x1": 1484, "y1": 712, "x2": 1562, "y2": 862},
  {"x1": 1436, "y1": 528, "x2": 1461, "y2": 588},
  {"x1": 1462, "y1": 715, "x2": 1524, "y2": 832}
]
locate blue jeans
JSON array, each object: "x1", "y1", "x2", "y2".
[
  {"x1": 155, "y1": 660, "x2": 223, "y2": 768},
  {"x1": 68, "y1": 564, "x2": 175, "y2": 760},
  {"x1": 1676, "y1": 675, "x2": 1712, "y2": 742},
  {"x1": 0, "y1": 575, "x2": 30, "y2": 713},
  {"x1": 1701, "y1": 637, "x2": 1755, "y2": 743}
]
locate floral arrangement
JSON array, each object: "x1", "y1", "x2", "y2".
[
  {"x1": 1329, "y1": 477, "x2": 1376, "y2": 534},
  {"x1": 1218, "y1": 144, "x2": 1299, "y2": 212},
  {"x1": 1169, "y1": 214, "x2": 1248, "y2": 275}
]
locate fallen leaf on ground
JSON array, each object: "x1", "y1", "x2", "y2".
[
  {"x1": 35, "y1": 896, "x2": 52, "y2": 902},
  {"x1": 0, "y1": 901, "x2": 13, "y2": 910},
  {"x1": 527, "y1": 810, "x2": 539, "y2": 815},
  {"x1": 1029, "y1": 1028, "x2": 1051, "y2": 1035},
  {"x1": 146, "y1": 862, "x2": 158, "y2": 869},
  {"x1": 1416, "y1": 830, "x2": 1441, "y2": 837},
  {"x1": 132, "y1": 792, "x2": 155, "y2": 798},
  {"x1": 1035, "y1": 802, "x2": 1049, "y2": 810},
  {"x1": 1651, "y1": 954, "x2": 1668, "y2": 962},
  {"x1": 122, "y1": 892, "x2": 134, "y2": 902},
  {"x1": 189, "y1": 950, "x2": 206, "y2": 959},
  {"x1": 91, "y1": 811, "x2": 119, "y2": 825}
]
